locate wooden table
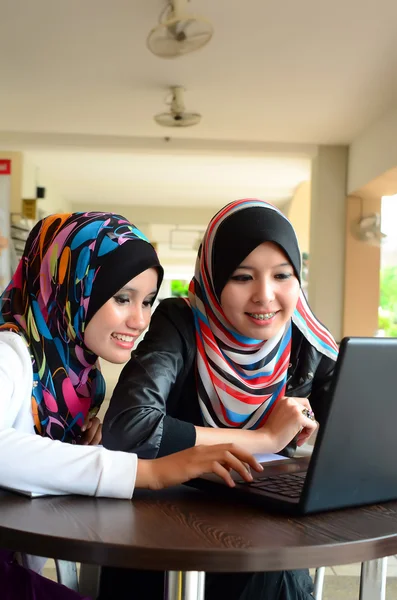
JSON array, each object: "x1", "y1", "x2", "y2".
[{"x1": 0, "y1": 487, "x2": 396, "y2": 599}]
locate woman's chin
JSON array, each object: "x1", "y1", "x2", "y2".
[{"x1": 98, "y1": 348, "x2": 133, "y2": 364}]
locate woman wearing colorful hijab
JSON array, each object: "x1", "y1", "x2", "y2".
[
  {"x1": 0, "y1": 211, "x2": 262, "y2": 600},
  {"x1": 102, "y1": 199, "x2": 338, "y2": 600}
]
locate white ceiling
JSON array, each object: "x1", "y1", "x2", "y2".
[{"x1": 1, "y1": 0, "x2": 397, "y2": 207}]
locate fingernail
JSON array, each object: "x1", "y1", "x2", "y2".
[{"x1": 257, "y1": 463, "x2": 264, "y2": 470}]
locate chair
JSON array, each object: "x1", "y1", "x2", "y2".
[{"x1": 54, "y1": 559, "x2": 101, "y2": 597}]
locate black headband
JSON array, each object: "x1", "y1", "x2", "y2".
[
  {"x1": 86, "y1": 239, "x2": 163, "y2": 324},
  {"x1": 212, "y1": 207, "x2": 301, "y2": 299}
]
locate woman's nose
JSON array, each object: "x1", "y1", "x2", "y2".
[
  {"x1": 126, "y1": 305, "x2": 146, "y2": 331},
  {"x1": 252, "y1": 279, "x2": 275, "y2": 304}
]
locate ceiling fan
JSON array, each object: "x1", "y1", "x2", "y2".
[
  {"x1": 154, "y1": 86, "x2": 201, "y2": 127},
  {"x1": 147, "y1": 0, "x2": 214, "y2": 59},
  {"x1": 351, "y1": 213, "x2": 387, "y2": 246}
]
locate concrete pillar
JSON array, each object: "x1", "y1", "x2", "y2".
[
  {"x1": 286, "y1": 180, "x2": 311, "y2": 254},
  {"x1": 308, "y1": 146, "x2": 348, "y2": 341}
]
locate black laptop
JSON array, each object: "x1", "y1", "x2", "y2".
[{"x1": 187, "y1": 337, "x2": 397, "y2": 514}]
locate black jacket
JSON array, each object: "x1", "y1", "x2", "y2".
[{"x1": 103, "y1": 298, "x2": 335, "y2": 458}]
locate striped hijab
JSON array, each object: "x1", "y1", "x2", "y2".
[
  {"x1": 0, "y1": 212, "x2": 162, "y2": 442},
  {"x1": 188, "y1": 199, "x2": 338, "y2": 430}
]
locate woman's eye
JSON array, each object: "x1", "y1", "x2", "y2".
[
  {"x1": 113, "y1": 295, "x2": 130, "y2": 305},
  {"x1": 142, "y1": 300, "x2": 153, "y2": 308},
  {"x1": 275, "y1": 273, "x2": 293, "y2": 280},
  {"x1": 230, "y1": 274, "x2": 252, "y2": 282}
]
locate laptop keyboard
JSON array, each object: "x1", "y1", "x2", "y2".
[{"x1": 243, "y1": 472, "x2": 306, "y2": 498}]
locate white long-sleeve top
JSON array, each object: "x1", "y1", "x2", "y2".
[{"x1": 0, "y1": 331, "x2": 137, "y2": 498}]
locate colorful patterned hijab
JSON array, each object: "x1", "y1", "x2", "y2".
[
  {"x1": 189, "y1": 199, "x2": 338, "y2": 430},
  {"x1": 0, "y1": 212, "x2": 162, "y2": 442}
]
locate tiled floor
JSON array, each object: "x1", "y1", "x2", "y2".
[{"x1": 42, "y1": 558, "x2": 397, "y2": 598}]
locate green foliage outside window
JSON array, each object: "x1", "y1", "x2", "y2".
[
  {"x1": 379, "y1": 266, "x2": 397, "y2": 336},
  {"x1": 171, "y1": 279, "x2": 189, "y2": 297}
]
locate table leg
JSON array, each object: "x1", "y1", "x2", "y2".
[
  {"x1": 359, "y1": 558, "x2": 388, "y2": 600},
  {"x1": 313, "y1": 566, "x2": 325, "y2": 599},
  {"x1": 54, "y1": 559, "x2": 79, "y2": 592},
  {"x1": 165, "y1": 570, "x2": 205, "y2": 600}
]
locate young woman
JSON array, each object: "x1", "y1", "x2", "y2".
[
  {"x1": 102, "y1": 199, "x2": 339, "y2": 600},
  {"x1": 0, "y1": 211, "x2": 263, "y2": 600}
]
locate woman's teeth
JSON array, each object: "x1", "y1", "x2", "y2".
[
  {"x1": 112, "y1": 333, "x2": 134, "y2": 342},
  {"x1": 247, "y1": 312, "x2": 276, "y2": 320}
]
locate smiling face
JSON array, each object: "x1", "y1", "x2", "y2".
[
  {"x1": 84, "y1": 267, "x2": 159, "y2": 363},
  {"x1": 219, "y1": 242, "x2": 300, "y2": 340}
]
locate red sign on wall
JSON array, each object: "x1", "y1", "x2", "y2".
[{"x1": 0, "y1": 160, "x2": 11, "y2": 175}]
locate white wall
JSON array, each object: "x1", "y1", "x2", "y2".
[
  {"x1": 23, "y1": 155, "x2": 71, "y2": 216},
  {"x1": 348, "y1": 104, "x2": 397, "y2": 195}
]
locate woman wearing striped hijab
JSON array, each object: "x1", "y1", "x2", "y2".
[{"x1": 102, "y1": 199, "x2": 338, "y2": 600}]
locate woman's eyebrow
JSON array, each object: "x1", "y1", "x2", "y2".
[
  {"x1": 236, "y1": 262, "x2": 290, "y2": 270},
  {"x1": 119, "y1": 286, "x2": 157, "y2": 294}
]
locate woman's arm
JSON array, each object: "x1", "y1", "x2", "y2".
[
  {"x1": 0, "y1": 337, "x2": 261, "y2": 495},
  {"x1": 195, "y1": 395, "x2": 318, "y2": 453},
  {"x1": 0, "y1": 428, "x2": 138, "y2": 497},
  {"x1": 0, "y1": 335, "x2": 137, "y2": 498}
]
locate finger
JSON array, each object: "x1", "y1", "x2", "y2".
[
  {"x1": 82, "y1": 424, "x2": 101, "y2": 445},
  {"x1": 296, "y1": 430, "x2": 312, "y2": 445},
  {"x1": 81, "y1": 418, "x2": 94, "y2": 433},
  {"x1": 90, "y1": 425, "x2": 102, "y2": 446},
  {"x1": 297, "y1": 434, "x2": 313, "y2": 446},
  {"x1": 85, "y1": 416, "x2": 100, "y2": 434},
  {"x1": 220, "y1": 451, "x2": 254, "y2": 482},
  {"x1": 296, "y1": 421, "x2": 317, "y2": 443},
  {"x1": 301, "y1": 416, "x2": 317, "y2": 431},
  {"x1": 220, "y1": 445, "x2": 264, "y2": 472},
  {"x1": 211, "y1": 462, "x2": 236, "y2": 487},
  {"x1": 303, "y1": 419, "x2": 318, "y2": 434}
]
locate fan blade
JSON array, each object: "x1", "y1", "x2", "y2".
[
  {"x1": 180, "y1": 31, "x2": 212, "y2": 44},
  {"x1": 170, "y1": 18, "x2": 212, "y2": 43},
  {"x1": 177, "y1": 34, "x2": 212, "y2": 53},
  {"x1": 149, "y1": 36, "x2": 181, "y2": 56},
  {"x1": 182, "y1": 18, "x2": 213, "y2": 36}
]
